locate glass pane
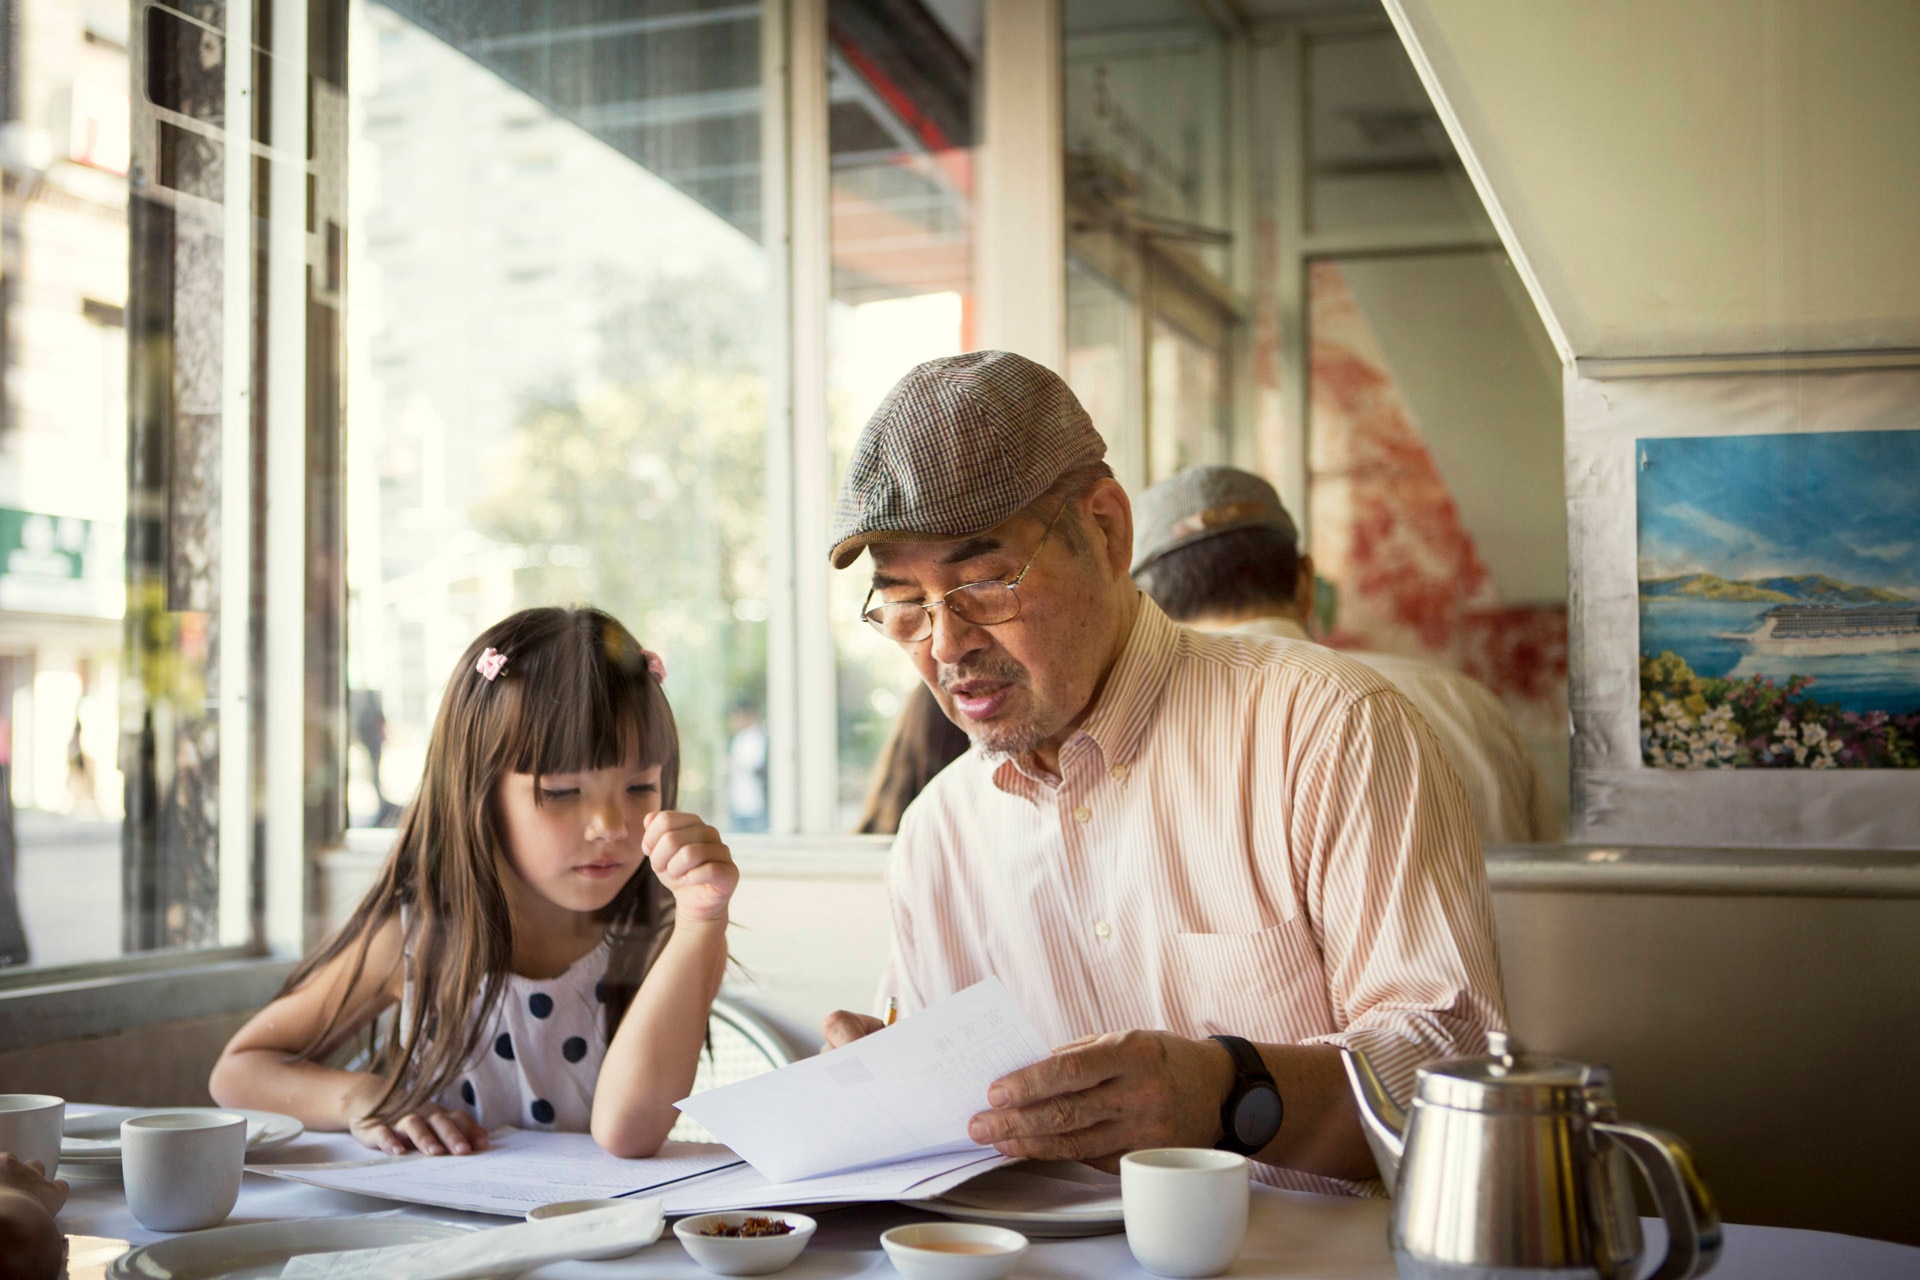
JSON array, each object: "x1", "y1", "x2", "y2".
[
  {"x1": 0, "y1": 0, "x2": 302, "y2": 969},
  {"x1": 826, "y1": 0, "x2": 979, "y2": 829},
  {"x1": 345, "y1": 2, "x2": 771, "y2": 831},
  {"x1": 1147, "y1": 318, "x2": 1222, "y2": 483},
  {"x1": 1064, "y1": 0, "x2": 1227, "y2": 277},
  {"x1": 1065, "y1": 258, "x2": 1141, "y2": 490},
  {"x1": 1306, "y1": 31, "x2": 1489, "y2": 234}
]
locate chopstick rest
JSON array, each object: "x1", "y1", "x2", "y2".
[{"x1": 278, "y1": 1198, "x2": 663, "y2": 1279}]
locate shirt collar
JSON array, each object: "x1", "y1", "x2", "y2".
[
  {"x1": 1219, "y1": 613, "x2": 1311, "y2": 643},
  {"x1": 990, "y1": 594, "x2": 1182, "y2": 795}
]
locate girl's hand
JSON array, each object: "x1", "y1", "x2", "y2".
[
  {"x1": 345, "y1": 1079, "x2": 489, "y2": 1156},
  {"x1": 642, "y1": 811, "x2": 739, "y2": 923},
  {"x1": 350, "y1": 1102, "x2": 488, "y2": 1156}
]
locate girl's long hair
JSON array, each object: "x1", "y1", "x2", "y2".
[{"x1": 284, "y1": 606, "x2": 680, "y2": 1122}]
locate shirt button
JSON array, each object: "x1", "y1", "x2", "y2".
[
  {"x1": 1072, "y1": 806, "x2": 1092, "y2": 824},
  {"x1": 1110, "y1": 764, "x2": 1128, "y2": 780},
  {"x1": 1094, "y1": 921, "x2": 1112, "y2": 939}
]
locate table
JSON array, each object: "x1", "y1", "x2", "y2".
[{"x1": 57, "y1": 1129, "x2": 1920, "y2": 1279}]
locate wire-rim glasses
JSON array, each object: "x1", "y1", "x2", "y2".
[{"x1": 860, "y1": 502, "x2": 1068, "y2": 645}]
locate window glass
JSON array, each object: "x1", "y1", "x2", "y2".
[
  {"x1": 344, "y1": 0, "x2": 771, "y2": 832},
  {"x1": 1305, "y1": 31, "x2": 1489, "y2": 234},
  {"x1": 1148, "y1": 317, "x2": 1223, "y2": 483},
  {"x1": 0, "y1": 0, "x2": 320, "y2": 969},
  {"x1": 826, "y1": 0, "x2": 979, "y2": 829}
]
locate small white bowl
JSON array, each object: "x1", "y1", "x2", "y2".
[
  {"x1": 880, "y1": 1222, "x2": 1029, "y2": 1279},
  {"x1": 525, "y1": 1197, "x2": 655, "y2": 1259},
  {"x1": 673, "y1": 1211, "x2": 817, "y2": 1276}
]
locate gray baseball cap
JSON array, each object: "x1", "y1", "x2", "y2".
[
  {"x1": 829, "y1": 351, "x2": 1107, "y2": 569},
  {"x1": 1130, "y1": 465, "x2": 1299, "y2": 576}
]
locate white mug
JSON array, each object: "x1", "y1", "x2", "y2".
[
  {"x1": 121, "y1": 1112, "x2": 247, "y2": 1232},
  {"x1": 0, "y1": 1095, "x2": 64, "y2": 1179},
  {"x1": 1120, "y1": 1147, "x2": 1250, "y2": 1279}
]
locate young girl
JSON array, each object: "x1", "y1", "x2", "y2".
[{"x1": 211, "y1": 607, "x2": 737, "y2": 1159}]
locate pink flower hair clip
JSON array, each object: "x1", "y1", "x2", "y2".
[
  {"x1": 474, "y1": 647, "x2": 508, "y2": 682},
  {"x1": 642, "y1": 648, "x2": 667, "y2": 682}
]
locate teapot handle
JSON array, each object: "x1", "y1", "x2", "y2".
[{"x1": 1594, "y1": 1121, "x2": 1724, "y2": 1280}]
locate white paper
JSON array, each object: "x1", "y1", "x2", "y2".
[
  {"x1": 659, "y1": 1148, "x2": 1011, "y2": 1215},
  {"x1": 674, "y1": 977, "x2": 1048, "y2": 1183},
  {"x1": 258, "y1": 1131, "x2": 740, "y2": 1217},
  {"x1": 280, "y1": 1199, "x2": 662, "y2": 1279}
]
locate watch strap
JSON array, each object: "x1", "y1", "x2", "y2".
[{"x1": 1210, "y1": 1034, "x2": 1282, "y2": 1155}]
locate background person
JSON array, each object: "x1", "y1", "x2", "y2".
[
  {"x1": 1132, "y1": 466, "x2": 1559, "y2": 845},
  {"x1": 857, "y1": 683, "x2": 971, "y2": 835},
  {"x1": 820, "y1": 351, "x2": 1506, "y2": 1195}
]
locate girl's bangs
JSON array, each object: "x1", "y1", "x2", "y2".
[{"x1": 488, "y1": 616, "x2": 678, "y2": 782}]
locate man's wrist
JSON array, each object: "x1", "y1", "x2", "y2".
[{"x1": 1199, "y1": 1035, "x2": 1237, "y2": 1145}]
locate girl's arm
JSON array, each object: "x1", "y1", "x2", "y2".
[
  {"x1": 591, "y1": 811, "x2": 738, "y2": 1158},
  {"x1": 208, "y1": 916, "x2": 487, "y2": 1157}
]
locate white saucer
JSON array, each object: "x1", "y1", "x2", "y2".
[
  {"x1": 61, "y1": 1109, "x2": 304, "y2": 1181},
  {"x1": 908, "y1": 1161, "x2": 1126, "y2": 1238},
  {"x1": 107, "y1": 1216, "x2": 473, "y2": 1279}
]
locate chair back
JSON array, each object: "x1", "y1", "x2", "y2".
[{"x1": 667, "y1": 997, "x2": 796, "y2": 1144}]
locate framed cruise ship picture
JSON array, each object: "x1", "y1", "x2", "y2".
[
  {"x1": 1565, "y1": 366, "x2": 1920, "y2": 849},
  {"x1": 1635, "y1": 430, "x2": 1920, "y2": 770}
]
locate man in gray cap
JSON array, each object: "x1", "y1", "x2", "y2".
[
  {"x1": 822, "y1": 351, "x2": 1505, "y2": 1195},
  {"x1": 1132, "y1": 465, "x2": 1558, "y2": 845}
]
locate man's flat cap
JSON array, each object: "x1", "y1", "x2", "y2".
[
  {"x1": 829, "y1": 350, "x2": 1107, "y2": 569},
  {"x1": 1131, "y1": 465, "x2": 1299, "y2": 577}
]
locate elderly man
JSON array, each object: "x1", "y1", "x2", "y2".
[
  {"x1": 822, "y1": 351, "x2": 1505, "y2": 1194},
  {"x1": 1132, "y1": 465, "x2": 1559, "y2": 845}
]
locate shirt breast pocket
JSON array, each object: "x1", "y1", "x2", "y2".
[{"x1": 1173, "y1": 918, "x2": 1333, "y2": 1037}]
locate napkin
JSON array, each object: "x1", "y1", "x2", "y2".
[{"x1": 279, "y1": 1199, "x2": 663, "y2": 1279}]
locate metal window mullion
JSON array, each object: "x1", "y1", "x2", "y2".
[
  {"x1": 761, "y1": 0, "x2": 799, "y2": 835},
  {"x1": 788, "y1": 0, "x2": 837, "y2": 834},
  {"x1": 264, "y1": 0, "x2": 310, "y2": 955},
  {"x1": 217, "y1": 0, "x2": 256, "y2": 948}
]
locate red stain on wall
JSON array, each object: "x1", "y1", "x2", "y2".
[{"x1": 1307, "y1": 262, "x2": 1568, "y2": 747}]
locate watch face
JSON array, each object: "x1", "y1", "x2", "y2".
[{"x1": 1233, "y1": 1087, "x2": 1283, "y2": 1147}]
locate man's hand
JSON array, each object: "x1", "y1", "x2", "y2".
[
  {"x1": 966, "y1": 1030, "x2": 1234, "y2": 1164},
  {"x1": 820, "y1": 1010, "x2": 885, "y2": 1049}
]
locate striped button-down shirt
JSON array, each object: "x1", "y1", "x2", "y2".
[
  {"x1": 1223, "y1": 616, "x2": 1560, "y2": 846},
  {"x1": 881, "y1": 597, "x2": 1507, "y2": 1196}
]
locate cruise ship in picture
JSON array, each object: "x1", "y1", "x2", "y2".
[{"x1": 1728, "y1": 603, "x2": 1920, "y2": 656}]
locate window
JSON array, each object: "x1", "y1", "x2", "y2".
[
  {"x1": 825, "y1": 0, "x2": 979, "y2": 828},
  {"x1": 1, "y1": 0, "x2": 336, "y2": 973},
  {"x1": 343, "y1": 1, "x2": 772, "y2": 832}
]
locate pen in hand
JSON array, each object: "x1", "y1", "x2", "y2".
[{"x1": 884, "y1": 996, "x2": 898, "y2": 1027}]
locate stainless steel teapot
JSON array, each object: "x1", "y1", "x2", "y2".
[{"x1": 1343, "y1": 1034, "x2": 1721, "y2": 1280}]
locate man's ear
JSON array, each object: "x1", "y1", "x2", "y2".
[{"x1": 1084, "y1": 479, "x2": 1134, "y2": 581}]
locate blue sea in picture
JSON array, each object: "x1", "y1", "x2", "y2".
[{"x1": 1640, "y1": 599, "x2": 1920, "y2": 716}]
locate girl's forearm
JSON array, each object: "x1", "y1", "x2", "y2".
[
  {"x1": 210, "y1": 1049, "x2": 391, "y2": 1132},
  {"x1": 591, "y1": 915, "x2": 729, "y2": 1157}
]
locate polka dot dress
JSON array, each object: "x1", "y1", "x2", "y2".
[{"x1": 428, "y1": 938, "x2": 611, "y2": 1133}]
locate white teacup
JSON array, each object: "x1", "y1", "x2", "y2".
[
  {"x1": 0, "y1": 1094, "x2": 65, "y2": 1179},
  {"x1": 121, "y1": 1112, "x2": 247, "y2": 1232},
  {"x1": 1120, "y1": 1147, "x2": 1250, "y2": 1278}
]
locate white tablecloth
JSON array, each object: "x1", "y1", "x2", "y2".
[{"x1": 56, "y1": 1129, "x2": 1920, "y2": 1279}]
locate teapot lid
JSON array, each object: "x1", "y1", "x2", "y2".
[{"x1": 1415, "y1": 1032, "x2": 1612, "y2": 1113}]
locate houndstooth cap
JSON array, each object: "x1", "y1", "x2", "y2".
[{"x1": 829, "y1": 351, "x2": 1108, "y2": 569}]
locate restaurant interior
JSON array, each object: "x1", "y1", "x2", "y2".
[{"x1": 0, "y1": 0, "x2": 1916, "y2": 1262}]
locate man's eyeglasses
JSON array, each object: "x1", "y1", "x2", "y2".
[{"x1": 860, "y1": 503, "x2": 1068, "y2": 645}]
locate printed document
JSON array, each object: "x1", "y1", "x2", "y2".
[
  {"x1": 259, "y1": 1131, "x2": 739, "y2": 1216},
  {"x1": 674, "y1": 977, "x2": 1050, "y2": 1183}
]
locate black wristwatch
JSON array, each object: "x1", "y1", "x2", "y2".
[{"x1": 1210, "y1": 1034, "x2": 1283, "y2": 1155}]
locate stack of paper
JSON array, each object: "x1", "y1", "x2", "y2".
[
  {"x1": 259, "y1": 978, "x2": 1049, "y2": 1217},
  {"x1": 675, "y1": 977, "x2": 1049, "y2": 1183}
]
